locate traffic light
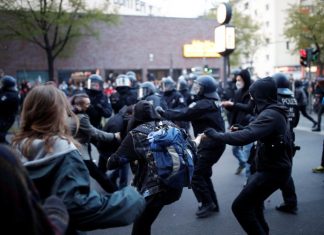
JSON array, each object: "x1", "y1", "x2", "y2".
[
  {"x1": 300, "y1": 48, "x2": 317, "y2": 67},
  {"x1": 203, "y1": 65, "x2": 212, "y2": 74},
  {"x1": 299, "y1": 49, "x2": 307, "y2": 67},
  {"x1": 312, "y1": 49, "x2": 319, "y2": 62}
]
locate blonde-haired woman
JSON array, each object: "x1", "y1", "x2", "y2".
[{"x1": 12, "y1": 84, "x2": 145, "y2": 234}]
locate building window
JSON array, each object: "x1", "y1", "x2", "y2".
[
  {"x1": 266, "y1": 4, "x2": 269, "y2": 10},
  {"x1": 16, "y1": 70, "x2": 49, "y2": 84},
  {"x1": 266, "y1": 38, "x2": 270, "y2": 44},
  {"x1": 244, "y1": 2, "x2": 249, "y2": 10},
  {"x1": 266, "y1": 55, "x2": 270, "y2": 61},
  {"x1": 265, "y1": 21, "x2": 269, "y2": 27},
  {"x1": 254, "y1": 10, "x2": 258, "y2": 15},
  {"x1": 286, "y1": 41, "x2": 290, "y2": 50}
]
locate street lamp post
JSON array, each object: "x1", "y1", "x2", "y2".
[{"x1": 214, "y1": 2, "x2": 235, "y2": 88}]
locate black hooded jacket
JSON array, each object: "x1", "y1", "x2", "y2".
[
  {"x1": 205, "y1": 77, "x2": 292, "y2": 172},
  {"x1": 227, "y1": 69, "x2": 254, "y2": 126}
]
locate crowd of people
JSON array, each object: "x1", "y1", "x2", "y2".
[{"x1": 0, "y1": 68, "x2": 323, "y2": 235}]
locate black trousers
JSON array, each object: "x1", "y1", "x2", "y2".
[
  {"x1": 232, "y1": 170, "x2": 291, "y2": 235},
  {"x1": 191, "y1": 143, "x2": 225, "y2": 206},
  {"x1": 132, "y1": 189, "x2": 182, "y2": 235},
  {"x1": 279, "y1": 175, "x2": 297, "y2": 207},
  {"x1": 298, "y1": 105, "x2": 317, "y2": 124}
]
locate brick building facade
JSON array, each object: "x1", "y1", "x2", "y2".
[{"x1": 0, "y1": 15, "x2": 223, "y2": 84}]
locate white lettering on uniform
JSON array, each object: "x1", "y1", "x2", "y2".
[{"x1": 281, "y1": 98, "x2": 298, "y2": 105}]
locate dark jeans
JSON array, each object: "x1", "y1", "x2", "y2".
[
  {"x1": 232, "y1": 170, "x2": 291, "y2": 235},
  {"x1": 132, "y1": 189, "x2": 182, "y2": 235},
  {"x1": 191, "y1": 143, "x2": 225, "y2": 206}
]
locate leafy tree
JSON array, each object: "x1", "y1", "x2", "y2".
[
  {"x1": 205, "y1": 0, "x2": 263, "y2": 73},
  {"x1": 0, "y1": 0, "x2": 118, "y2": 81},
  {"x1": 284, "y1": 0, "x2": 324, "y2": 76}
]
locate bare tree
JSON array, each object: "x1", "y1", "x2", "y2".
[{"x1": 0, "y1": 0, "x2": 118, "y2": 81}]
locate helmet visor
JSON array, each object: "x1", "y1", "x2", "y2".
[
  {"x1": 137, "y1": 87, "x2": 151, "y2": 100},
  {"x1": 190, "y1": 82, "x2": 201, "y2": 95}
]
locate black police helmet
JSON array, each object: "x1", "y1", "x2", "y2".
[
  {"x1": 126, "y1": 71, "x2": 137, "y2": 82},
  {"x1": 194, "y1": 75, "x2": 219, "y2": 99},
  {"x1": 87, "y1": 74, "x2": 103, "y2": 90},
  {"x1": 1, "y1": 75, "x2": 16, "y2": 89},
  {"x1": 272, "y1": 73, "x2": 293, "y2": 95},
  {"x1": 177, "y1": 77, "x2": 188, "y2": 91},
  {"x1": 138, "y1": 81, "x2": 156, "y2": 99},
  {"x1": 161, "y1": 76, "x2": 175, "y2": 92}
]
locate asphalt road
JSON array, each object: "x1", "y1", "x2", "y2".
[{"x1": 89, "y1": 114, "x2": 324, "y2": 235}]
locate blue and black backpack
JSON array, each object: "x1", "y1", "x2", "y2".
[{"x1": 133, "y1": 121, "x2": 195, "y2": 190}]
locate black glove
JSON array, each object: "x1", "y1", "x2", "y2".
[{"x1": 155, "y1": 106, "x2": 165, "y2": 116}]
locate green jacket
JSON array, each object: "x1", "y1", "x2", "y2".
[{"x1": 17, "y1": 137, "x2": 145, "y2": 233}]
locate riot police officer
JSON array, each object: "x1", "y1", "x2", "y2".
[
  {"x1": 177, "y1": 76, "x2": 192, "y2": 105},
  {"x1": 157, "y1": 75, "x2": 226, "y2": 218},
  {"x1": 0, "y1": 75, "x2": 20, "y2": 143},
  {"x1": 126, "y1": 71, "x2": 140, "y2": 99},
  {"x1": 110, "y1": 74, "x2": 138, "y2": 114},
  {"x1": 138, "y1": 81, "x2": 167, "y2": 109},
  {"x1": 273, "y1": 73, "x2": 300, "y2": 214},
  {"x1": 160, "y1": 76, "x2": 188, "y2": 130},
  {"x1": 84, "y1": 74, "x2": 112, "y2": 129},
  {"x1": 160, "y1": 76, "x2": 186, "y2": 108}
]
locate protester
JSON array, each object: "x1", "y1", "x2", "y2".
[
  {"x1": 221, "y1": 69, "x2": 254, "y2": 176},
  {"x1": 69, "y1": 93, "x2": 119, "y2": 193},
  {"x1": 107, "y1": 100, "x2": 185, "y2": 235},
  {"x1": 202, "y1": 77, "x2": 293, "y2": 235},
  {"x1": 0, "y1": 144, "x2": 69, "y2": 235},
  {"x1": 12, "y1": 84, "x2": 145, "y2": 234}
]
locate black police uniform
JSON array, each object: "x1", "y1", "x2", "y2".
[
  {"x1": 0, "y1": 83, "x2": 20, "y2": 143},
  {"x1": 85, "y1": 88, "x2": 112, "y2": 129},
  {"x1": 144, "y1": 93, "x2": 167, "y2": 109},
  {"x1": 97, "y1": 105, "x2": 133, "y2": 189},
  {"x1": 162, "y1": 89, "x2": 186, "y2": 109},
  {"x1": 276, "y1": 92, "x2": 300, "y2": 213},
  {"x1": 110, "y1": 87, "x2": 138, "y2": 114},
  {"x1": 162, "y1": 96, "x2": 225, "y2": 214},
  {"x1": 162, "y1": 89, "x2": 188, "y2": 130}
]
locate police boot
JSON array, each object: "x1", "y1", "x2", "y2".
[
  {"x1": 276, "y1": 203, "x2": 298, "y2": 214},
  {"x1": 196, "y1": 202, "x2": 217, "y2": 218}
]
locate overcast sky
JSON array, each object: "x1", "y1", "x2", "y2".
[{"x1": 161, "y1": 0, "x2": 217, "y2": 18}]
